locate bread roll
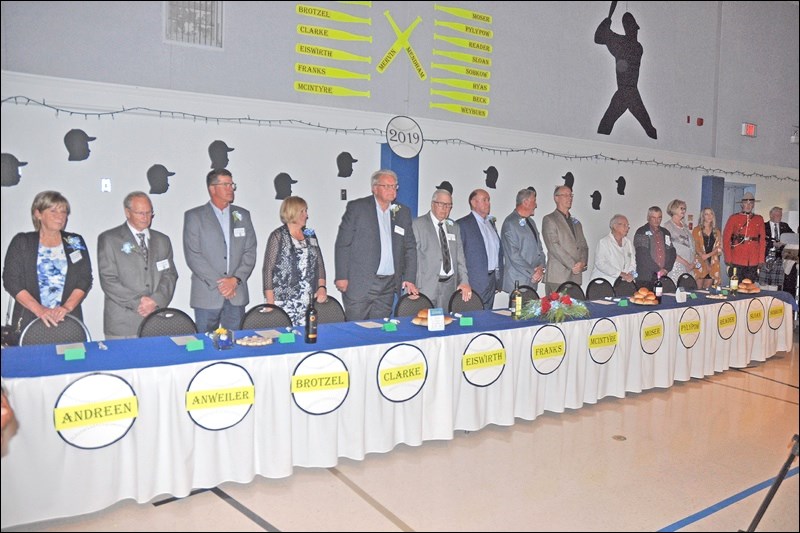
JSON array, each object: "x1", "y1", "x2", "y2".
[{"x1": 416, "y1": 309, "x2": 429, "y2": 319}]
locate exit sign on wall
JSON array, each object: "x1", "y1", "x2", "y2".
[{"x1": 741, "y1": 122, "x2": 757, "y2": 137}]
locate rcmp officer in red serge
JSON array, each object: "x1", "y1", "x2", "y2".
[{"x1": 722, "y1": 192, "x2": 766, "y2": 283}]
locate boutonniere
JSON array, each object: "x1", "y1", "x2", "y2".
[
  {"x1": 390, "y1": 204, "x2": 400, "y2": 219},
  {"x1": 64, "y1": 236, "x2": 85, "y2": 251},
  {"x1": 121, "y1": 242, "x2": 135, "y2": 254},
  {"x1": 645, "y1": 230, "x2": 653, "y2": 237},
  {"x1": 302, "y1": 227, "x2": 316, "y2": 237},
  {"x1": 571, "y1": 216, "x2": 579, "y2": 225},
  {"x1": 487, "y1": 215, "x2": 496, "y2": 224},
  {"x1": 445, "y1": 218, "x2": 454, "y2": 226},
  {"x1": 519, "y1": 218, "x2": 526, "y2": 227},
  {"x1": 232, "y1": 210, "x2": 242, "y2": 222}
]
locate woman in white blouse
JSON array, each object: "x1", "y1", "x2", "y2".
[{"x1": 590, "y1": 214, "x2": 637, "y2": 284}]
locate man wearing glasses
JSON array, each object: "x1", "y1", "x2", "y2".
[
  {"x1": 411, "y1": 189, "x2": 472, "y2": 309},
  {"x1": 542, "y1": 185, "x2": 589, "y2": 295},
  {"x1": 97, "y1": 191, "x2": 178, "y2": 338},
  {"x1": 183, "y1": 169, "x2": 257, "y2": 332},
  {"x1": 335, "y1": 169, "x2": 418, "y2": 320},
  {"x1": 723, "y1": 192, "x2": 766, "y2": 283}
]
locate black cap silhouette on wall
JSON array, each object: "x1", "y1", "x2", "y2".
[
  {"x1": 616, "y1": 176, "x2": 627, "y2": 195},
  {"x1": 435, "y1": 180, "x2": 453, "y2": 195},
  {"x1": 590, "y1": 190, "x2": 602, "y2": 210},
  {"x1": 64, "y1": 129, "x2": 96, "y2": 161},
  {"x1": 484, "y1": 166, "x2": 498, "y2": 189},
  {"x1": 336, "y1": 152, "x2": 358, "y2": 177},
  {"x1": 274, "y1": 172, "x2": 297, "y2": 200},
  {"x1": 147, "y1": 164, "x2": 175, "y2": 194},
  {"x1": 562, "y1": 172, "x2": 575, "y2": 189},
  {"x1": 209, "y1": 140, "x2": 234, "y2": 170},
  {"x1": 1, "y1": 153, "x2": 27, "y2": 187}
]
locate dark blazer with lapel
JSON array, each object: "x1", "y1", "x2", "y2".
[
  {"x1": 2, "y1": 230, "x2": 93, "y2": 330},
  {"x1": 456, "y1": 212, "x2": 503, "y2": 299},
  {"x1": 183, "y1": 202, "x2": 257, "y2": 309},
  {"x1": 764, "y1": 221, "x2": 793, "y2": 259},
  {"x1": 97, "y1": 223, "x2": 179, "y2": 337},
  {"x1": 334, "y1": 195, "x2": 417, "y2": 300}
]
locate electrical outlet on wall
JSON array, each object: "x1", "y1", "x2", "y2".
[{"x1": 101, "y1": 178, "x2": 111, "y2": 192}]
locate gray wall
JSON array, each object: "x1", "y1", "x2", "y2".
[{"x1": 2, "y1": 1, "x2": 798, "y2": 168}]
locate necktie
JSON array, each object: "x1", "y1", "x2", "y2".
[
  {"x1": 137, "y1": 233, "x2": 148, "y2": 264},
  {"x1": 773, "y1": 223, "x2": 779, "y2": 239},
  {"x1": 438, "y1": 222, "x2": 452, "y2": 274},
  {"x1": 525, "y1": 219, "x2": 539, "y2": 243}
]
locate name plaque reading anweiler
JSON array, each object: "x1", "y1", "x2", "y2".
[
  {"x1": 377, "y1": 343, "x2": 428, "y2": 403},
  {"x1": 54, "y1": 373, "x2": 138, "y2": 450},
  {"x1": 462, "y1": 333, "x2": 505, "y2": 387},
  {"x1": 292, "y1": 351, "x2": 350, "y2": 415},
  {"x1": 186, "y1": 362, "x2": 255, "y2": 431}
]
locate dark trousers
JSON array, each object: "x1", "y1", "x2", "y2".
[{"x1": 342, "y1": 275, "x2": 395, "y2": 321}]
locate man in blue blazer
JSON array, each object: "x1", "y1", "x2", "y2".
[
  {"x1": 457, "y1": 189, "x2": 503, "y2": 309},
  {"x1": 98, "y1": 191, "x2": 178, "y2": 338},
  {"x1": 183, "y1": 169, "x2": 257, "y2": 332},
  {"x1": 501, "y1": 188, "x2": 546, "y2": 295},
  {"x1": 334, "y1": 169, "x2": 418, "y2": 320},
  {"x1": 412, "y1": 189, "x2": 472, "y2": 310}
]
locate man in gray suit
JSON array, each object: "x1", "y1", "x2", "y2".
[
  {"x1": 542, "y1": 185, "x2": 589, "y2": 294},
  {"x1": 501, "y1": 188, "x2": 546, "y2": 294},
  {"x1": 412, "y1": 189, "x2": 472, "y2": 310},
  {"x1": 183, "y1": 169, "x2": 257, "y2": 332},
  {"x1": 334, "y1": 169, "x2": 418, "y2": 320},
  {"x1": 97, "y1": 191, "x2": 178, "y2": 338}
]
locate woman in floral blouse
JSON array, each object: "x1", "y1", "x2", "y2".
[
  {"x1": 2, "y1": 191, "x2": 93, "y2": 333},
  {"x1": 262, "y1": 196, "x2": 327, "y2": 326}
]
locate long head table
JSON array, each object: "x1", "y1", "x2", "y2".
[{"x1": 1, "y1": 291, "x2": 795, "y2": 528}]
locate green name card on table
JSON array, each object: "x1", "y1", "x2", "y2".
[
  {"x1": 278, "y1": 332, "x2": 296, "y2": 343},
  {"x1": 185, "y1": 339, "x2": 204, "y2": 352},
  {"x1": 721, "y1": 290, "x2": 729, "y2": 295},
  {"x1": 618, "y1": 299, "x2": 629, "y2": 307},
  {"x1": 382, "y1": 322, "x2": 397, "y2": 332},
  {"x1": 63, "y1": 347, "x2": 85, "y2": 361},
  {"x1": 689, "y1": 292, "x2": 698, "y2": 299},
  {"x1": 459, "y1": 316, "x2": 474, "y2": 326}
]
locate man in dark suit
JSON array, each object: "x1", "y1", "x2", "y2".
[
  {"x1": 98, "y1": 191, "x2": 178, "y2": 338},
  {"x1": 634, "y1": 206, "x2": 676, "y2": 289},
  {"x1": 412, "y1": 189, "x2": 472, "y2": 310},
  {"x1": 761, "y1": 206, "x2": 795, "y2": 294},
  {"x1": 183, "y1": 169, "x2": 257, "y2": 332},
  {"x1": 334, "y1": 169, "x2": 418, "y2": 320},
  {"x1": 457, "y1": 189, "x2": 503, "y2": 309}
]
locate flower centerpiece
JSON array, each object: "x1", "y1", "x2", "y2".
[
  {"x1": 520, "y1": 291, "x2": 590, "y2": 323},
  {"x1": 210, "y1": 326, "x2": 235, "y2": 350}
]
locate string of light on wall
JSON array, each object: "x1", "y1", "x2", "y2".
[{"x1": 3, "y1": 95, "x2": 796, "y2": 183}]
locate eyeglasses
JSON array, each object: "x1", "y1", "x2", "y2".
[
  {"x1": 557, "y1": 193, "x2": 575, "y2": 198},
  {"x1": 129, "y1": 210, "x2": 155, "y2": 217},
  {"x1": 433, "y1": 201, "x2": 453, "y2": 208},
  {"x1": 213, "y1": 182, "x2": 237, "y2": 190},
  {"x1": 376, "y1": 183, "x2": 399, "y2": 190}
]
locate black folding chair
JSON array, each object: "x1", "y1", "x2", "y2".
[
  {"x1": 316, "y1": 296, "x2": 346, "y2": 324},
  {"x1": 19, "y1": 314, "x2": 91, "y2": 346},
  {"x1": 240, "y1": 304, "x2": 293, "y2": 330},
  {"x1": 586, "y1": 278, "x2": 615, "y2": 299},
  {"x1": 556, "y1": 281, "x2": 586, "y2": 300},
  {"x1": 519, "y1": 285, "x2": 540, "y2": 304},
  {"x1": 660, "y1": 276, "x2": 677, "y2": 293},
  {"x1": 448, "y1": 289, "x2": 484, "y2": 313},
  {"x1": 613, "y1": 278, "x2": 638, "y2": 297},
  {"x1": 677, "y1": 273, "x2": 698, "y2": 291},
  {"x1": 138, "y1": 307, "x2": 197, "y2": 337},
  {"x1": 394, "y1": 293, "x2": 434, "y2": 317}
]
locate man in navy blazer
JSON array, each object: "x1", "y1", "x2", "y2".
[
  {"x1": 457, "y1": 189, "x2": 503, "y2": 309},
  {"x1": 334, "y1": 169, "x2": 418, "y2": 320},
  {"x1": 183, "y1": 169, "x2": 257, "y2": 332},
  {"x1": 98, "y1": 191, "x2": 178, "y2": 338}
]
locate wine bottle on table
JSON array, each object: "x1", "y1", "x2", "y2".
[
  {"x1": 509, "y1": 280, "x2": 522, "y2": 320},
  {"x1": 654, "y1": 273, "x2": 663, "y2": 304},
  {"x1": 305, "y1": 293, "x2": 318, "y2": 343},
  {"x1": 730, "y1": 267, "x2": 738, "y2": 295}
]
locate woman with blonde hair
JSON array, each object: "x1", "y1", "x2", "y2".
[
  {"x1": 663, "y1": 199, "x2": 697, "y2": 284},
  {"x1": 692, "y1": 207, "x2": 722, "y2": 288}
]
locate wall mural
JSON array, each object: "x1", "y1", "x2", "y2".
[
  {"x1": 591, "y1": 190, "x2": 603, "y2": 210},
  {"x1": 1, "y1": 153, "x2": 27, "y2": 187},
  {"x1": 562, "y1": 171, "x2": 575, "y2": 190},
  {"x1": 336, "y1": 151, "x2": 358, "y2": 177},
  {"x1": 594, "y1": 1, "x2": 657, "y2": 139},
  {"x1": 483, "y1": 165, "x2": 498, "y2": 189},
  {"x1": 208, "y1": 140, "x2": 234, "y2": 170},
  {"x1": 435, "y1": 180, "x2": 453, "y2": 195},
  {"x1": 274, "y1": 172, "x2": 298, "y2": 200},
  {"x1": 147, "y1": 164, "x2": 175, "y2": 195},
  {"x1": 616, "y1": 175, "x2": 627, "y2": 195},
  {"x1": 64, "y1": 129, "x2": 95, "y2": 161}
]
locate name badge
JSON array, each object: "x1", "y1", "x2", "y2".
[
  {"x1": 394, "y1": 226, "x2": 405, "y2": 236},
  {"x1": 69, "y1": 250, "x2": 82, "y2": 263},
  {"x1": 665, "y1": 235, "x2": 672, "y2": 246},
  {"x1": 156, "y1": 259, "x2": 170, "y2": 272},
  {"x1": 234, "y1": 227, "x2": 246, "y2": 238},
  {"x1": 447, "y1": 233, "x2": 456, "y2": 241}
]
